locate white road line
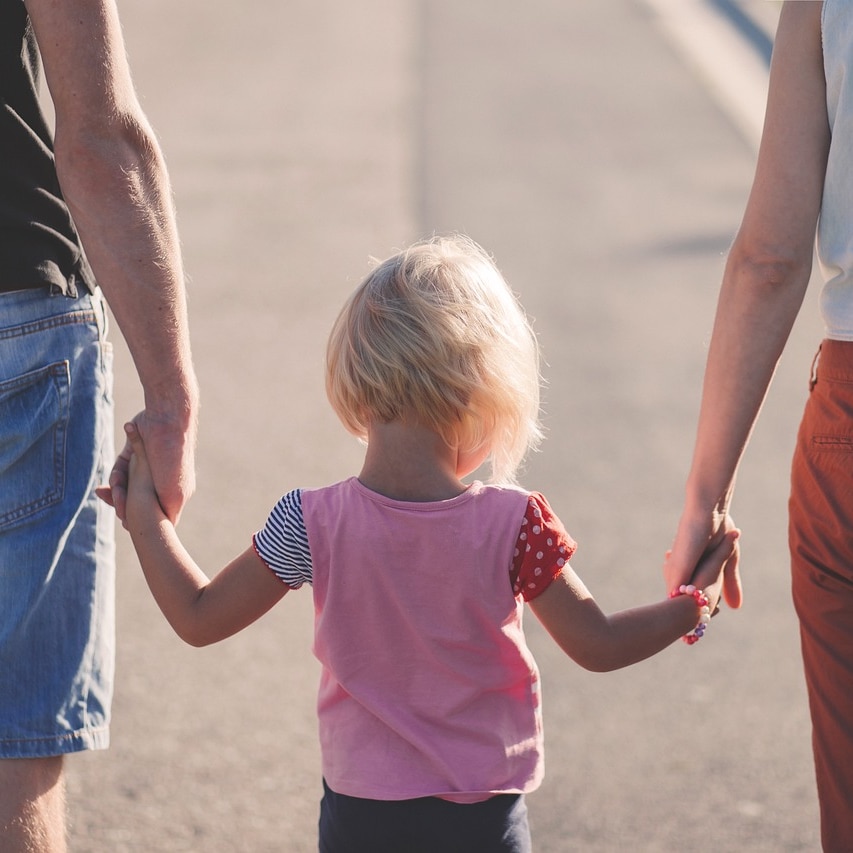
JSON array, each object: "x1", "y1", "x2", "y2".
[{"x1": 640, "y1": 0, "x2": 776, "y2": 151}]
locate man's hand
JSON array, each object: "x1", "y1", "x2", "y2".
[{"x1": 97, "y1": 409, "x2": 196, "y2": 524}]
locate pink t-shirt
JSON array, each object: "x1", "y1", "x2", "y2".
[{"x1": 254, "y1": 478, "x2": 577, "y2": 803}]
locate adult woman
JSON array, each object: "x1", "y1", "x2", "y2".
[{"x1": 665, "y1": 3, "x2": 853, "y2": 849}]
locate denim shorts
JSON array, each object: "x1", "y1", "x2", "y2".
[{"x1": 0, "y1": 286, "x2": 115, "y2": 758}]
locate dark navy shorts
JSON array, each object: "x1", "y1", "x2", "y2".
[{"x1": 318, "y1": 779, "x2": 533, "y2": 853}]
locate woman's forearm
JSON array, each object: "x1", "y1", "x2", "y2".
[{"x1": 683, "y1": 245, "x2": 810, "y2": 518}]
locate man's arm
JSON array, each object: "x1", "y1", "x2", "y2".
[{"x1": 25, "y1": 0, "x2": 198, "y2": 522}]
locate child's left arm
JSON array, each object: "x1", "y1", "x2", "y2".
[
  {"x1": 123, "y1": 423, "x2": 288, "y2": 647},
  {"x1": 528, "y1": 530, "x2": 737, "y2": 672}
]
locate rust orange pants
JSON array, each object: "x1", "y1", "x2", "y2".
[{"x1": 790, "y1": 339, "x2": 853, "y2": 852}]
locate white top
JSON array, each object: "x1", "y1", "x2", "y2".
[{"x1": 818, "y1": 0, "x2": 853, "y2": 340}]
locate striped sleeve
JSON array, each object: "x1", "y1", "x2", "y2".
[{"x1": 252, "y1": 489, "x2": 313, "y2": 588}]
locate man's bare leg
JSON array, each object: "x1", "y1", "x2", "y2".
[{"x1": 0, "y1": 757, "x2": 66, "y2": 853}]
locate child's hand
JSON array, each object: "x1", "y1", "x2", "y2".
[
  {"x1": 676, "y1": 528, "x2": 741, "y2": 614},
  {"x1": 665, "y1": 513, "x2": 742, "y2": 610},
  {"x1": 123, "y1": 422, "x2": 168, "y2": 528}
]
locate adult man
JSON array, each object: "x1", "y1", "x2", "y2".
[{"x1": 1, "y1": 0, "x2": 198, "y2": 849}]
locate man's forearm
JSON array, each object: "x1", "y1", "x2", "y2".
[{"x1": 55, "y1": 116, "x2": 198, "y2": 420}]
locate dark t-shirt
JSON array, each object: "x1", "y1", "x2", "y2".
[{"x1": 0, "y1": 0, "x2": 94, "y2": 294}]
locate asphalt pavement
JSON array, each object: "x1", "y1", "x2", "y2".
[{"x1": 65, "y1": 1, "x2": 824, "y2": 850}]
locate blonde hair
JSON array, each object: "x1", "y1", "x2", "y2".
[{"x1": 325, "y1": 235, "x2": 542, "y2": 483}]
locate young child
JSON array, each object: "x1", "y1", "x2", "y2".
[{"x1": 117, "y1": 235, "x2": 736, "y2": 853}]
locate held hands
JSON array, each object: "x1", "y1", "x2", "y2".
[
  {"x1": 663, "y1": 526, "x2": 739, "y2": 645},
  {"x1": 664, "y1": 511, "x2": 743, "y2": 610},
  {"x1": 673, "y1": 526, "x2": 741, "y2": 617},
  {"x1": 96, "y1": 410, "x2": 196, "y2": 524},
  {"x1": 97, "y1": 422, "x2": 169, "y2": 530}
]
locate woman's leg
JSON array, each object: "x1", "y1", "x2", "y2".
[{"x1": 790, "y1": 340, "x2": 853, "y2": 851}]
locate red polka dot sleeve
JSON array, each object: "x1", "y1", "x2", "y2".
[{"x1": 510, "y1": 492, "x2": 577, "y2": 601}]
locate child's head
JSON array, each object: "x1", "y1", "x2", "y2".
[{"x1": 326, "y1": 235, "x2": 542, "y2": 483}]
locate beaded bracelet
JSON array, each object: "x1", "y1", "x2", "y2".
[{"x1": 669, "y1": 584, "x2": 713, "y2": 645}]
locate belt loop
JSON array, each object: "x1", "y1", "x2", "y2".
[
  {"x1": 92, "y1": 287, "x2": 109, "y2": 338},
  {"x1": 66, "y1": 272, "x2": 79, "y2": 298},
  {"x1": 809, "y1": 343, "x2": 822, "y2": 391}
]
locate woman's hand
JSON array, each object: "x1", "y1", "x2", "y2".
[
  {"x1": 664, "y1": 512, "x2": 742, "y2": 610},
  {"x1": 678, "y1": 526, "x2": 741, "y2": 615}
]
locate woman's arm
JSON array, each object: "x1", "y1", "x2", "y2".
[
  {"x1": 665, "y1": 0, "x2": 830, "y2": 606},
  {"x1": 124, "y1": 424, "x2": 288, "y2": 647}
]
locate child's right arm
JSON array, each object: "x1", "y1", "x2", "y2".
[
  {"x1": 123, "y1": 423, "x2": 289, "y2": 647},
  {"x1": 528, "y1": 531, "x2": 737, "y2": 672}
]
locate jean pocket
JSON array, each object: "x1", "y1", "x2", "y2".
[
  {"x1": 0, "y1": 361, "x2": 70, "y2": 530},
  {"x1": 811, "y1": 434, "x2": 853, "y2": 452}
]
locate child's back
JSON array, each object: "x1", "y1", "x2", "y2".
[{"x1": 257, "y1": 478, "x2": 575, "y2": 803}]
